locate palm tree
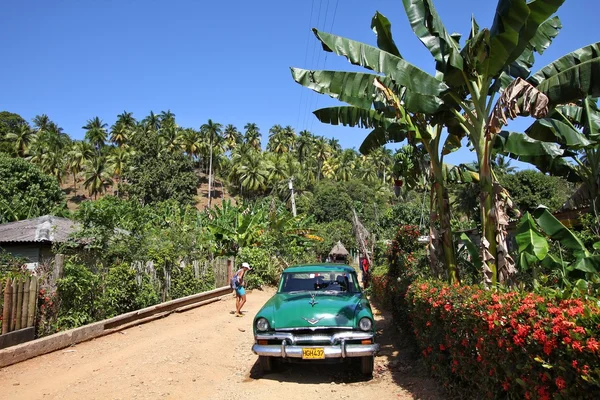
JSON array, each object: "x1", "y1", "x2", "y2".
[
  {"x1": 32, "y1": 114, "x2": 51, "y2": 134},
  {"x1": 83, "y1": 117, "x2": 108, "y2": 151},
  {"x1": 142, "y1": 111, "x2": 161, "y2": 132},
  {"x1": 68, "y1": 141, "x2": 94, "y2": 190},
  {"x1": 201, "y1": 119, "x2": 223, "y2": 207},
  {"x1": 243, "y1": 122, "x2": 262, "y2": 150},
  {"x1": 492, "y1": 155, "x2": 517, "y2": 176},
  {"x1": 112, "y1": 111, "x2": 136, "y2": 146},
  {"x1": 296, "y1": 130, "x2": 314, "y2": 163},
  {"x1": 223, "y1": 124, "x2": 242, "y2": 151},
  {"x1": 6, "y1": 125, "x2": 34, "y2": 157},
  {"x1": 108, "y1": 147, "x2": 131, "y2": 196},
  {"x1": 181, "y1": 128, "x2": 202, "y2": 163},
  {"x1": 109, "y1": 123, "x2": 129, "y2": 147},
  {"x1": 83, "y1": 156, "x2": 113, "y2": 199},
  {"x1": 336, "y1": 149, "x2": 357, "y2": 181},
  {"x1": 311, "y1": 136, "x2": 331, "y2": 181},
  {"x1": 238, "y1": 151, "x2": 269, "y2": 196}
]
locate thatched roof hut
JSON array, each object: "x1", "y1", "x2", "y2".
[{"x1": 329, "y1": 240, "x2": 349, "y2": 257}]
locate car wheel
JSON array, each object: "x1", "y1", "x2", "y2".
[
  {"x1": 259, "y1": 356, "x2": 272, "y2": 373},
  {"x1": 360, "y1": 355, "x2": 374, "y2": 377}
]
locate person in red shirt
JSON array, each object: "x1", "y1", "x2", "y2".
[{"x1": 362, "y1": 258, "x2": 370, "y2": 288}]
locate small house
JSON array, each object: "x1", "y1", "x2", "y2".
[{"x1": 0, "y1": 215, "x2": 80, "y2": 269}]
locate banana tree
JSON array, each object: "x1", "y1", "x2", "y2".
[{"x1": 292, "y1": 0, "x2": 600, "y2": 286}]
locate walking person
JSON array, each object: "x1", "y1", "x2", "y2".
[
  {"x1": 230, "y1": 262, "x2": 252, "y2": 317},
  {"x1": 362, "y1": 257, "x2": 370, "y2": 289}
]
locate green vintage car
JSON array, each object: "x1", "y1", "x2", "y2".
[{"x1": 251, "y1": 264, "x2": 379, "y2": 376}]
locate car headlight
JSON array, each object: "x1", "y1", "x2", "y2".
[
  {"x1": 358, "y1": 317, "x2": 373, "y2": 331},
  {"x1": 256, "y1": 317, "x2": 270, "y2": 332}
]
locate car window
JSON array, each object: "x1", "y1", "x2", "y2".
[{"x1": 279, "y1": 272, "x2": 358, "y2": 293}]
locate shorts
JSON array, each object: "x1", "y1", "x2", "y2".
[{"x1": 235, "y1": 286, "x2": 246, "y2": 296}]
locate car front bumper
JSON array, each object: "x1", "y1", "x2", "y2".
[{"x1": 251, "y1": 331, "x2": 380, "y2": 359}]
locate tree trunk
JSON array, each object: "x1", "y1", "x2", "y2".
[
  {"x1": 431, "y1": 157, "x2": 459, "y2": 283},
  {"x1": 479, "y1": 150, "x2": 497, "y2": 287}
]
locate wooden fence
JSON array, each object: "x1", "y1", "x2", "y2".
[
  {"x1": 132, "y1": 256, "x2": 232, "y2": 298},
  {"x1": 1, "y1": 277, "x2": 39, "y2": 349}
]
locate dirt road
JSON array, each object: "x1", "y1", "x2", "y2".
[{"x1": 0, "y1": 288, "x2": 443, "y2": 400}]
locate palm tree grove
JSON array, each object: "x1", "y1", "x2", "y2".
[{"x1": 1, "y1": 0, "x2": 599, "y2": 398}]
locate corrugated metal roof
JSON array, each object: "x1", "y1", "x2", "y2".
[{"x1": 0, "y1": 215, "x2": 80, "y2": 243}]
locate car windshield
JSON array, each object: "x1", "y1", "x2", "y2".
[{"x1": 279, "y1": 271, "x2": 359, "y2": 293}]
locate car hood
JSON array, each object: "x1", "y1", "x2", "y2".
[{"x1": 261, "y1": 292, "x2": 363, "y2": 330}]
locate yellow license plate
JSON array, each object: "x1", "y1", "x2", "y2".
[{"x1": 302, "y1": 348, "x2": 325, "y2": 359}]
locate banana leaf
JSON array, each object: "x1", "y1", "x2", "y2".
[
  {"x1": 529, "y1": 42, "x2": 600, "y2": 104},
  {"x1": 487, "y1": 0, "x2": 531, "y2": 77},
  {"x1": 371, "y1": 12, "x2": 401, "y2": 57},
  {"x1": 515, "y1": 212, "x2": 549, "y2": 261},
  {"x1": 570, "y1": 256, "x2": 600, "y2": 273},
  {"x1": 401, "y1": 0, "x2": 463, "y2": 72},
  {"x1": 506, "y1": 16, "x2": 562, "y2": 79},
  {"x1": 525, "y1": 118, "x2": 592, "y2": 148},
  {"x1": 494, "y1": 131, "x2": 580, "y2": 181},
  {"x1": 459, "y1": 233, "x2": 483, "y2": 270},
  {"x1": 359, "y1": 125, "x2": 409, "y2": 155},
  {"x1": 532, "y1": 206, "x2": 589, "y2": 259},
  {"x1": 313, "y1": 106, "x2": 395, "y2": 130},
  {"x1": 290, "y1": 68, "x2": 382, "y2": 109},
  {"x1": 312, "y1": 29, "x2": 447, "y2": 96}
]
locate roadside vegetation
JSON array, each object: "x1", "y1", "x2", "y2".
[{"x1": 295, "y1": 0, "x2": 600, "y2": 397}]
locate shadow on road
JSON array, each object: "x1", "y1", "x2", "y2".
[
  {"x1": 370, "y1": 299, "x2": 446, "y2": 400},
  {"x1": 247, "y1": 358, "x2": 372, "y2": 384}
]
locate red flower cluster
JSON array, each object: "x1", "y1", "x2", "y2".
[{"x1": 406, "y1": 280, "x2": 600, "y2": 399}]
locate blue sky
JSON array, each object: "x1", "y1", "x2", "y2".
[{"x1": 1, "y1": 0, "x2": 598, "y2": 167}]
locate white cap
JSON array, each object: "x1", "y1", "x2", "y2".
[{"x1": 241, "y1": 262, "x2": 252, "y2": 270}]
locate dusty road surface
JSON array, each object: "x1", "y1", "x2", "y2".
[{"x1": 0, "y1": 288, "x2": 444, "y2": 400}]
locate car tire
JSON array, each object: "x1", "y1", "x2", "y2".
[
  {"x1": 360, "y1": 355, "x2": 374, "y2": 377},
  {"x1": 259, "y1": 356, "x2": 272, "y2": 373}
]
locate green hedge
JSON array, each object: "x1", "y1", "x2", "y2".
[{"x1": 406, "y1": 280, "x2": 600, "y2": 399}]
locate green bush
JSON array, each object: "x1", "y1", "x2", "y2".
[
  {"x1": 169, "y1": 264, "x2": 214, "y2": 300},
  {"x1": 56, "y1": 262, "x2": 100, "y2": 329},
  {"x1": 100, "y1": 263, "x2": 159, "y2": 317},
  {"x1": 238, "y1": 247, "x2": 279, "y2": 289}
]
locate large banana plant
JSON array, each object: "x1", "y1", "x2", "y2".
[{"x1": 292, "y1": 0, "x2": 600, "y2": 286}]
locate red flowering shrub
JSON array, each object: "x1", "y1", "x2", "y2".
[{"x1": 407, "y1": 280, "x2": 600, "y2": 399}]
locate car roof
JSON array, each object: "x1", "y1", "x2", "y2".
[{"x1": 283, "y1": 264, "x2": 355, "y2": 274}]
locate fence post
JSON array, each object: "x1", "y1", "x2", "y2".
[
  {"x1": 10, "y1": 279, "x2": 18, "y2": 332},
  {"x1": 2, "y1": 278, "x2": 11, "y2": 335},
  {"x1": 227, "y1": 259, "x2": 233, "y2": 283},
  {"x1": 54, "y1": 254, "x2": 65, "y2": 283},
  {"x1": 27, "y1": 277, "x2": 38, "y2": 328},
  {"x1": 15, "y1": 279, "x2": 24, "y2": 331},
  {"x1": 20, "y1": 276, "x2": 30, "y2": 329}
]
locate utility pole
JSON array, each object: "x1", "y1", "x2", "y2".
[
  {"x1": 289, "y1": 178, "x2": 297, "y2": 217},
  {"x1": 207, "y1": 130, "x2": 213, "y2": 208}
]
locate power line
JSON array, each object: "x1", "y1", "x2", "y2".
[
  {"x1": 296, "y1": 0, "x2": 316, "y2": 130},
  {"x1": 303, "y1": 0, "x2": 324, "y2": 131},
  {"x1": 310, "y1": 0, "x2": 339, "y2": 133},
  {"x1": 309, "y1": 0, "x2": 330, "y2": 130}
]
